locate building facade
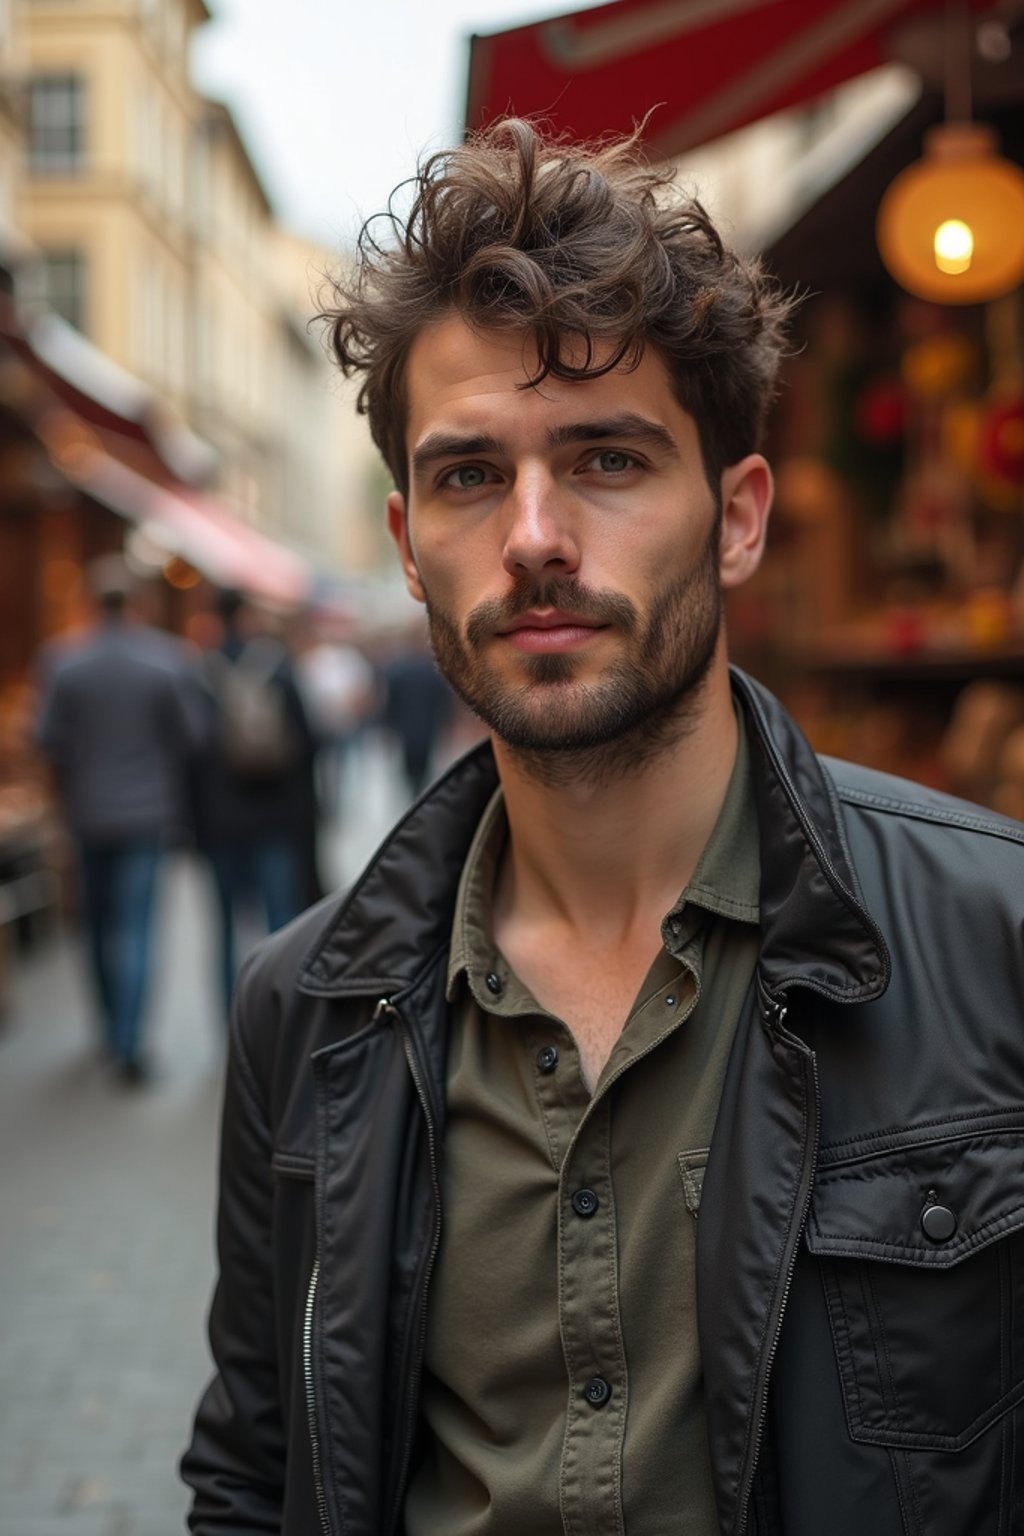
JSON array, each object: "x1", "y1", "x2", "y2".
[{"x1": 11, "y1": 0, "x2": 380, "y2": 576}]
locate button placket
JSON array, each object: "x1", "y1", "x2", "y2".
[{"x1": 557, "y1": 1096, "x2": 626, "y2": 1528}]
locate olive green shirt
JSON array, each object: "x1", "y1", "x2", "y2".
[{"x1": 405, "y1": 718, "x2": 761, "y2": 1535}]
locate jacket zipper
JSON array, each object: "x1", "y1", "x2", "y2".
[
  {"x1": 303, "y1": 1258, "x2": 332, "y2": 1536},
  {"x1": 736, "y1": 986, "x2": 821, "y2": 1536},
  {"x1": 382, "y1": 998, "x2": 444, "y2": 1536}
]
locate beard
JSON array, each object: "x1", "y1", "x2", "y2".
[{"x1": 422, "y1": 520, "x2": 723, "y2": 786}]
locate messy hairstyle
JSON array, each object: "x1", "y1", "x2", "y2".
[{"x1": 321, "y1": 118, "x2": 796, "y2": 497}]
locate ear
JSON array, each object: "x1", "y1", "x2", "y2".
[
  {"x1": 386, "y1": 492, "x2": 426, "y2": 605},
  {"x1": 718, "y1": 454, "x2": 773, "y2": 590}
]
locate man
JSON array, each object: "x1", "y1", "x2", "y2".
[
  {"x1": 193, "y1": 588, "x2": 318, "y2": 1015},
  {"x1": 36, "y1": 555, "x2": 206, "y2": 1081},
  {"x1": 182, "y1": 122, "x2": 1024, "y2": 1533}
]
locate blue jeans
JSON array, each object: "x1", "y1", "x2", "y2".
[
  {"x1": 79, "y1": 841, "x2": 162, "y2": 1065},
  {"x1": 207, "y1": 840, "x2": 302, "y2": 1015}
]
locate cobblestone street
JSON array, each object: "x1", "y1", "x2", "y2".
[{"x1": 0, "y1": 741, "x2": 410, "y2": 1536}]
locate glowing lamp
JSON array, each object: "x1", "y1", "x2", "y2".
[
  {"x1": 877, "y1": 123, "x2": 1024, "y2": 304},
  {"x1": 933, "y1": 219, "x2": 972, "y2": 274}
]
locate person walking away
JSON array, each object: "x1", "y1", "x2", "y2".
[
  {"x1": 194, "y1": 590, "x2": 317, "y2": 1017},
  {"x1": 36, "y1": 555, "x2": 207, "y2": 1083},
  {"x1": 382, "y1": 618, "x2": 455, "y2": 798},
  {"x1": 293, "y1": 605, "x2": 376, "y2": 817}
]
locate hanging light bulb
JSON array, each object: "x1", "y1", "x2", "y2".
[
  {"x1": 878, "y1": 123, "x2": 1024, "y2": 302},
  {"x1": 876, "y1": 3, "x2": 1024, "y2": 305},
  {"x1": 933, "y1": 218, "x2": 973, "y2": 275}
]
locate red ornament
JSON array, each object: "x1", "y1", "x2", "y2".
[
  {"x1": 855, "y1": 377, "x2": 906, "y2": 445},
  {"x1": 979, "y1": 399, "x2": 1024, "y2": 486}
]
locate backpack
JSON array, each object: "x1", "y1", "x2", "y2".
[{"x1": 205, "y1": 639, "x2": 300, "y2": 780}]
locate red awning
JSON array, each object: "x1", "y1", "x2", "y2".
[
  {"x1": 466, "y1": 0, "x2": 1000, "y2": 160},
  {"x1": 0, "y1": 299, "x2": 313, "y2": 607},
  {"x1": 59, "y1": 448, "x2": 312, "y2": 607}
]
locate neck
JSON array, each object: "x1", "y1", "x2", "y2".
[{"x1": 492, "y1": 651, "x2": 739, "y2": 947}]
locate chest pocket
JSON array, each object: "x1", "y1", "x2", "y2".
[
  {"x1": 805, "y1": 1127, "x2": 1024, "y2": 1452},
  {"x1": 677, "y1": 1148, "x2": 710, "y2": 1217}
]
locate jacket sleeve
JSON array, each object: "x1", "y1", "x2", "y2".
[{"x1": 181, "y1": 959, "x2": 286, "y2": 1532}]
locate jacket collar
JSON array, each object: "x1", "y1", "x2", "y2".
[
  {"x1": 297, "y1": 668, "x2": 890, "y2": 1006},
  {"x1": 732, "y1": 669, "x2": 889, "y2": 1004},
  {"x1": 298, "y1": 741, "x2": 499, "y2": 998}
]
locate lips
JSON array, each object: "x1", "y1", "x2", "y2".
[
  {"x1": 499, "y1": 609, "x2": 602, "y2": 634},
  {"x1": 497, "y1": 609, "x2": 608, "y2": 654}
]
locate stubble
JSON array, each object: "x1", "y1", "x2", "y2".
[{"x1": 423, "y1": 522, "x2": 723, "y2": 788}]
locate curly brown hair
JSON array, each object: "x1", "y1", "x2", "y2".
[{"x1": 320, "y1": 118, "x2": 795, "y2": 497}]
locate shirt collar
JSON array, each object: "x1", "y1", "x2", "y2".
[
  {"x1": 662, "y1": 706, "x2": 760, "y2": 952},
  {"x1": 447, "y1": 708, "x2": 760, "y2": 1002},
  {"x1": 447, "y1": 785, "x2": 509, "y2": 1001}
]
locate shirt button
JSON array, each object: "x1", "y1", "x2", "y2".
[
  {"x1": 665, "y1": 994, "x2": 677, "y2": 1007},
  {"x1": 485, "y1": 971, "x2": 503, "y2": 996},
  {"x1": 584, "y1": 1375, "x2": 611, "y2": 1408},
  {"x1": 571, "y1": 1187, "x2": 599, "y2": 1219},
  {"x1": 536, "y1": 1044, "x2": 559, "y2": 1073}
]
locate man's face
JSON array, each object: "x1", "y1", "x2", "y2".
[{"x1": 388, "y1": 316, "x2": 766, "y2": 757}]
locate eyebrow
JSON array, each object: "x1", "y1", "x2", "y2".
[
  {"x1": 410, "y1": 414, "x2": 679, "y2": 481},
  {"x1": 547, "y1": 415, "x2": 679, "y2": 456},
  {"x1": 411, "y1": 432, "x2": 502, "y2": 479}
]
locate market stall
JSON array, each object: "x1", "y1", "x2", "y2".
[{"x1": 733, "y1": 77, "x2": 1024, "y2": 802}]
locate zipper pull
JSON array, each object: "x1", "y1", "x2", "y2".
[
  {"x1": 756, "y1": 973, "x2": 788, "y2": 1033},
  {"x1": 373, "y1": 996, "x2": 397, "y2": 1024}
]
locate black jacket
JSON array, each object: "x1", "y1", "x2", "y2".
[{"x1": 183, "y1": 670, "x2": 1024, "y2": 1536}]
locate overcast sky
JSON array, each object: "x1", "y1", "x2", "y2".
[{"x1": 191, "y1": 0, "x2": 605, "y2": 254}]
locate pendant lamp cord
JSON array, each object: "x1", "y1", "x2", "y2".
[{"x1": 945, "y1": 0, "x2": 972, "y2": 124}]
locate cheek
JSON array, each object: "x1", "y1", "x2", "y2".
[
  {"x1": 410, "y1": 538, "x2": 471, "y2": 617},
  {"x1": 416, "y1": 521, "x2": 492, "y2": 595}
]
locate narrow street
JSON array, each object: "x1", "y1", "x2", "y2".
[{"x1": 0, "y1": 739, "x2": 411, "y2": 1536}]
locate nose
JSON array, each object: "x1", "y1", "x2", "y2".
[{"x1": 501, "y1": 467, "x2": 580, "y2": 580}]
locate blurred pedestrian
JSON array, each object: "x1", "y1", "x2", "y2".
[
  {"x1": 293, "y1": 605, "x2": 376, "y2": 816},
  {"x1": 381, "y1": 620, "x2": 454, "y2": 798},
  {"x1": 193, "y1": 590, "x2": 317, "y2": 1017},
  {"x1": 35, "y1": 554, "x2": 207, "y2": 1083}
]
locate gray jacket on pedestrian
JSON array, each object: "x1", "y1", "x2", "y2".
[{"x1": 36, "y1": 618, "x2": 208, "y2": 844}]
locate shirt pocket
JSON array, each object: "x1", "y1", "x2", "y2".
[
  {"x1": 677, "y1": 1148, "x2": 710, "y2": 1217},
  {"x1": 805, "y1": 1127, "x2": 1024, "y2": 1452}
]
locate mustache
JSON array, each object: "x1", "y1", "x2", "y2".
[{"x1": 465, "y1": 579, "x2": 639, "y2": 649}]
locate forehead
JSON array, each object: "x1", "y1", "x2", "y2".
[{"x1": 402, "y1": 314, "x2": 689, "y2": 451}]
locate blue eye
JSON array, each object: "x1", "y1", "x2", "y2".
[
  {"x1": 593, "y1": 450, "x2": 636, "y2": 474},
  {"x1": 443, "y1": 464, "x2": 489, "y2": 490}
]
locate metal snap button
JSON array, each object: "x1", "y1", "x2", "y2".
[{"x1": 921, "y1": 1202, "x2": 957, "y2": 1242}]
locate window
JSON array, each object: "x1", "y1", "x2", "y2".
[
  {"x1": 28, "y1": 75, "x2": 85, "y2": 173},
  {"x1": 40, "y1": 249, "x2": 87, "y2": 333}
]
